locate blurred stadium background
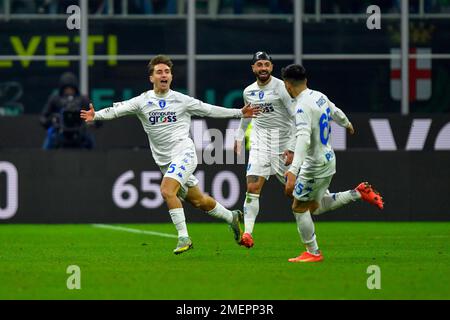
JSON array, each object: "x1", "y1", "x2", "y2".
[{"x1": 0, "y1": 0, "x2": 449, "y2": 300}]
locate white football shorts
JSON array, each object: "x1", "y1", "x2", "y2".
[
  {"x1": 246, "y1": 148, "x2": 290, "y2": 184},
  {"x1": 159, "y1": 147, "x2": 199, "y2": 200},
  {"x1": 292, "y1": 172, "x2": 333, "y2": 202}
]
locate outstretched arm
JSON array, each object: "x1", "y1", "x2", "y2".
[
  {"x1": 188, "y1": 98, "x2": 259, "y2": 119},
  {"x1": 80, "y1": 97, "x2": 140, "y2": 123},
  {"x1": 81, "y1": 103, "x2": 120, "y2": 122}
]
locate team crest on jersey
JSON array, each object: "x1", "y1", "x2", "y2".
[
  {"x1": 259, "y1": 91, "x2": 265, "y2": 100},
  {"x1": 159, "y1": 100, "x2": 166, "y2": 109}
]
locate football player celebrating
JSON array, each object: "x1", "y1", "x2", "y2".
[
  {"x1": 81, "y1": 55, "x2": 259, "y2": 254},
  {"x1": 234, "y1": 52, "x2": 383, "y2": 249},
  {"x1": 282, "y1": 64, "x2": 383, "y2": 262}
]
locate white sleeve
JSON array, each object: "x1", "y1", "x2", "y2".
[
  {"x1": 287, "y1": 120, "x2": 297, "y2": 152},
  {"x1": 328, "y1": 99, "x2": 350, "y2": 128},
  {"x1": 294, "y1": 104, "x2": 312, "y2": 137},
  {"x1": 93, "y1": 97, "x2": 140, "y2": 120},
  {"x1": 187, "y1": 96, "x2": 243, "y2": 118},
  {"x1": 288, "y1": 105, "x2": 312, "y2": 175},
  {"x1": 288, "y1": 134, "x2": 310, "y2": 176}
]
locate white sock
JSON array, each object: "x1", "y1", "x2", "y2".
[
  {"x1": 293, "y1": 210, "x2": 319, "y2": 254},
  {"x1": 313, "y1": 189, "x2": 361, "y2": 215},
  {"x1": 243, "y1": 193, "x2": 260, "y2": 234},
  {"x1": 207, "y1": 202, "x2": 233, "y2": 224},
  {"x1": 169, "y1": 208, "x2": 189, "y2": 238}
]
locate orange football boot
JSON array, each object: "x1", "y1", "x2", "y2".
[
  {"x1": 288, "y1": 251, "x2": 323, "y2": 263},
  {"x1": 239, "y1": 232, "x2": 254, "y2": 248},
  {"x1": 356, "y1": 182, "x2": 384, "y2": 210}
]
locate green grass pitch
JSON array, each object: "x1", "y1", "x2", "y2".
[{"x1": 0, "y1": 222, "x2": 449, "y2": 300}]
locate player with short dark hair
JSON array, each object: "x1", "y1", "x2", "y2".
[
  {"x1": 81, "y1": 55, "x2": 260, "y2": 254},
  {"x1": 282, "y1": 64, "x2": 384, "y2": 262}
]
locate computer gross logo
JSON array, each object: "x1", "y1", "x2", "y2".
[{"x1": 148, "y1": 111, "x2": 177, "y2": 125}]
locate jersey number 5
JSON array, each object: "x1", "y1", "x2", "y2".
[
  {"x1": 319, "y1": 107, "x2": 331, "y2": 145},
  {"x1": 167, "y1": 164, "x2": 176, "y2": 174}
]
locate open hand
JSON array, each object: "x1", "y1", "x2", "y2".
[
  {"x1": 80, "y1": 103, "x2": 95, "y2": 122},
  {"x1": 241, "y1": 103, "x2": 260, "y2": 118}
]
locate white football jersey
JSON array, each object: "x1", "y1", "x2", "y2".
[
  {"x1": 94, "y1": 89, "x2": 242, "y2": 166},
  {"x1": 238, "y1": 76, "x2": 296, "y2": 153},
  {"x1": 293, "y1": 88, "x2": 350, "y2": 178}
]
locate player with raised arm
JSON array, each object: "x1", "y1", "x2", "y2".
[
  {"x1": 81, "y1": 55, "x2": 259, "y2": 255},
  {"x1": 282, "y1": 64, "x2": 383, "y2": 262},
  {"x1": 235, "y1": 52, "x2": 383, "y2": 249}
]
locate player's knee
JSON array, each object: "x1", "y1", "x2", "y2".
[
  {"x1": 160, "y1": 186, "x2": 177, "y2": 201},
  {"x1": 292, "y1": 201, "x2": 308, "y2": 213},
  {"x1": 292, "y1": 203, "x2": 305, "y2": 213},
  {"x1": 246, "y1": 176, "x2": 263, "y2": 194},
  {"x1": 292, "y1": 201, "x2": 318, "y2": 213},
  {"x1": 310, "y1": 202, "x2": 319, "y2": 213}
]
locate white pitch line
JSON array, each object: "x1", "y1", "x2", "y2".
[{"x1": 92, "y1": 224, "x2": 177, "y2": 239}]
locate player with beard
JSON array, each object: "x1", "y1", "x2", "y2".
[{"x1": 234, "y1": 52, "x2": 384, "y2": 249}]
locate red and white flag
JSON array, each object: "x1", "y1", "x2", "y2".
[{"x1": 390, "y1": 48, "x2": 432, "y2": 102}]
